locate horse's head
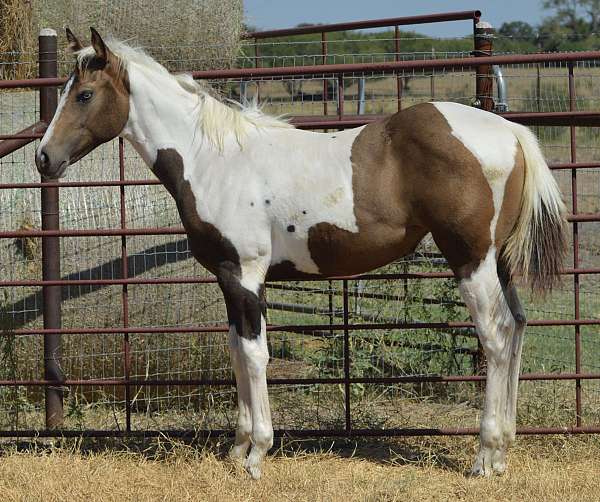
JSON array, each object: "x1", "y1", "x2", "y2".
[{"x1": 35, "y1": 28, "x2": 130, "y2": 179}]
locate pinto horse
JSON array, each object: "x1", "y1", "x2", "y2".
[{"x1": 36, "y1": 29, "x2": 566, "y2": 479}]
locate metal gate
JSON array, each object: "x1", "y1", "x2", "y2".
[{"x1": 0, "y1": 10, "x2": 599, "y2": 438}]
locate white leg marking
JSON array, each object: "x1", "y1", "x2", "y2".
[
  {"x1": 503, "y1": 284, "x2": 526, "y2": 449},
  {"x1": 459, "y1": 248, "x2": 517, "y2": 476},
  {"x1": 228, "y1": 326, "x2": 252, "y2": 461},
  {"x1": 240, "y1": 315, "x2": 273, "y2": 480}
]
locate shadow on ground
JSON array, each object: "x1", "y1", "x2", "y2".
[{"x1": 0, "y1": 434, "x2": 466, "y2": 473}]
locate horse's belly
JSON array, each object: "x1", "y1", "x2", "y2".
[{"x1": 268, "y1": 220, "x2": 426, "y2": 280}]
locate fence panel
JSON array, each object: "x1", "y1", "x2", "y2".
[{"x1": 0, "y1": 11, "x2": 599, "y2": 438}]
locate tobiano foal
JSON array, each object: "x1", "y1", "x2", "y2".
[{"x1": 36, "y1": 29, "x2": 566, "y2": 479}]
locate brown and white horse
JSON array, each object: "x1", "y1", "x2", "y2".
[{"x1": 36, "y1": 29, "x2": 567, "y2": 479}]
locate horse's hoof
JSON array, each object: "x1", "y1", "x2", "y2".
[
  {"x1": 245, "y1": 462, "x2": 262, "y2": 480},
  {"x1": 470, "y1": 447, "x2": 507, "y2": 477}
]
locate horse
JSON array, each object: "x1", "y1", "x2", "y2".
[{"x1": 35, "y1": 28, "x2": 567, "y2": 479}]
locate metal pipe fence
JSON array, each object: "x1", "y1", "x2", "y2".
[{"x1": 0, "y1": 11, "x2": 599, "y2": 439}]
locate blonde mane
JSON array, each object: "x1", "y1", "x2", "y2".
[{"x1": 76, "y1": 39, "x2": 292, "y2": 151}]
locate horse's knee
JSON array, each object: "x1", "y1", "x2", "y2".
[{"x1": 218, "y1": 261, "x2": 266, "y2": 339}]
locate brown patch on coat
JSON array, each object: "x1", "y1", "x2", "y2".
[
  {"x1": 304, "y1": 103, "x2": 511, "y2": 280},
  {"x1": 304, "y1": 117, "x2": 428, "y2": 277},
  {"x1": 153, "y1": 148, "x2": 264, "y2": 339},
  {"x1": 496, "y1": 144, "x2": 525, "y2": 249},
  {"x1": 266, "y1": 261, "x2": 321, "y2": 281}
]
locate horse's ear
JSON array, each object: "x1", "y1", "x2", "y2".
[
  {"x1": 65, "y1": 27, "x2": 82, "y2": 53},
  {"x1": 90, "y1": 27, "x2": 108, "y2": 61}
]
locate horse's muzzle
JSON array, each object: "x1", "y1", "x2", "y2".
[{"x1": 35, "y1": 147, "x2": 69, "y2": 179}]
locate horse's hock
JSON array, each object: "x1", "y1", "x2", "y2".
[{"x1": 0, "y1": 10, "x2": 599, "y2": 444}]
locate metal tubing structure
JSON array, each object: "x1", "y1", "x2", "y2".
[
  {"x1": 474, "y1": 21, "x2": 494, "y2": 111},
  {"x1": 243, "y1": 10, "x2": 481, "y2": 39},
  {"x1": 6, "y1": 52, "x2": 600, "y2": 90},
  {"x1": 569, "y1": 63, "x2": 582, "y2": 426},
  {"x1": 38, "y1": 29, "x2": 64, "y2": 429},
  {"x1": 0, "y1": 11, "x2": 599, "y2": 439}
]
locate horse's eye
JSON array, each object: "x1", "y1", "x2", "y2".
[{"x1": 76, "y1": 90, "x2": 93, "y2": 103}]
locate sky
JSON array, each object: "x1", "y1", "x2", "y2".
[{"x1": 244, "y1": 0, "x2": 550, "y2": 37}]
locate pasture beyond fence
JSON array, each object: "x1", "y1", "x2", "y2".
[{"x1": 0, "y1": 10, "x2": 600, "y2": 439}]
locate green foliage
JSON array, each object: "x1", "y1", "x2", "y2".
[
  {"x1": 240, "y1": 29, "x2": 472, "y2": 69},
  {"x1": 308, "y1": 259, "x2": 474, "y2": 401},
  {"x1": 498, "y1": 21, "x2": 537, "y2": 42}
]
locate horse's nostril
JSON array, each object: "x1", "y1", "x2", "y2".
[{"x1": 40, "y1": 151, "x2": 49, "y2": 166}]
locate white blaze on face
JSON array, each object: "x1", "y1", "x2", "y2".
[
  {"x1": 432, "y1": 102, "x2": 518, "y2": 241},
  {"x1": 38, "y1": 74, "x2": 75, "y2": 155}
]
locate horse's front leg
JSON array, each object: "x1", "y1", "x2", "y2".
[{"x1": 218, "y1": 260, "x2": 272, "y2": 480}]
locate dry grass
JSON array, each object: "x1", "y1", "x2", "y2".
[
  {"x1": 0, "y1": 436, "x2": 598, "y2": 501},
  {"x1": 0, "y1": 0, "x2": 36, "y2": 79},
  {"x1": 1, "y1": 0, "x2": 243, "y2": 80}
]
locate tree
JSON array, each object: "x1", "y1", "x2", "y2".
[
  {"x1": 542, "y1": 0, "x2": 600, "y2": 32},
  {"x1": 539, "y1": 0, "x2": 600, "y2": 50},
  {"x1": 498, "y1": 21, "x2": 537, "y2": 41},
  {"x1": 542, "y1": 0, "x2": 581, "y2": 31},
  {"x1": 581, "y1": 0, "x2": 600, "y2": 31}
]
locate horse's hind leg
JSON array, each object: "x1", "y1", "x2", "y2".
[
  {"x1": 454, "y1": 247, "x2": 521, "y2": 476},
  {"x1": 498, "y1": 266, "x2": 527, "y2": 451}
]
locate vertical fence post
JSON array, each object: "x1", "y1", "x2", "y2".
[
  {"x1": 474, "y1": 21, "x2": 494, "y2": 112},
  {"x1": 472, "y1": 21, "x2": 494, "y2": 380},
  {"x1": 337, "y1": 74, "x2": 344, "y2": 119},
  {"x1": 430, "y1": 47, "x2": 435, "y2": 100},
  {"x1": 395, "y1": 25, "x2": 402, "y2": 112},
  {"x1": 342, "y1": 279, "x2": 351, "y2": 434},
  {"x1": 39, "y1": 28, "x2": 63, "y2": 429},
  {"x1": 568, "y1": 63, "x2": 582, "y2": 427},
  {"x1": 119, "y1": 138, "x2": 131, "y2": 432},
  {"x1": 254, "y1": 38, "x2": 260, "y2": 102},
  {"x1": 321, "y1": 32, "x2": 328, "y2": 117}
]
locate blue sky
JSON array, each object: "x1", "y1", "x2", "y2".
[{"x1": 244, "y1": 1, "x2": 550, "y2": 37}]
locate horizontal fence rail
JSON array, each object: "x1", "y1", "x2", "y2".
[
  {"x1": 5, "y1": 50, "x2": 600, "y2": 89},
  {"x1": 243, "y1": 10, "x2": 481, "y2": 39}
]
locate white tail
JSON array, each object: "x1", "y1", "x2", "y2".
[{"x1": 501, "y1": 122, "x2": 567, "y2": 291}]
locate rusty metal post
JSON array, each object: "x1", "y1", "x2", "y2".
[
  {"x1": 472, "y1": 21, "x2": 494, "y2": 380},
  {"x1": 395, "y1": 25, "x2": 402, "y2": 111},
  {"x1": 322, "y1": 32, "x2": 328, "y2": 116},
  {"x1": 342, "y1": 279, "x2": 351, "y2": 433},
  {"x1": 337, "y1": 74, "x2": 344, "y2": 119},
  {"x1": 119, "y1": 138, "x2": 131, "y2": 432},
  {"x1": 430, "y1": 48, "x2": 436, "y2": 100},
  {"x1": 254, "y1": 38, "x2": 261, "y2": 102},
  {"x1": 568, "y1": 63, "x2": 582, "y2": 426},
  {"x1": 39, "y1": 28, "x2": 64, "y2": 428},
  {"x1": 474, "y1": 21, "x2": 494, "y2": 111}
]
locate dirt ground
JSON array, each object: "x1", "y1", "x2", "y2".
[{"x1": 0, "y1": 435, "x2": 598, "y2": 501}]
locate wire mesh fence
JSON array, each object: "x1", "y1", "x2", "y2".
[{"x1": 0, "y1": 10, "x2": 599, "y2": 438}]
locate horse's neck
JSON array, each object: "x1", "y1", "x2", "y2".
[{"x1": 120, "y1": 64, "x2": 207, "y2": 169}]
